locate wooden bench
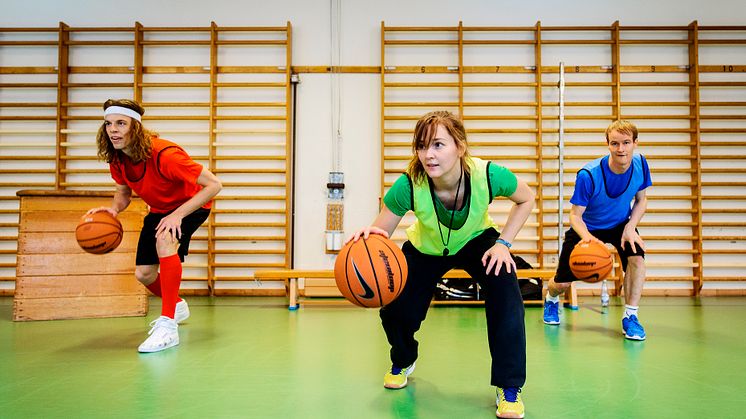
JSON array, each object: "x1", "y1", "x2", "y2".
[{"x1": 254, "y1": 268, "x2": 576, "y2": 310}]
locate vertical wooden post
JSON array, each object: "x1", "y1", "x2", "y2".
[
  {"x1": 55, "y1": 22, "x2": 69, "y2": 190},
  {"x1": 611, "y1": 21, "x2": 624, "y2": 296},
  {"x1": 133, "y1": 22, "x2": 143, "y2": 103},
  {"x1": 285, "y1": 21, "x2": 294, "y2": 269},
  {"x1": 207, "y1": 22, "x2": 218, "y2": 295},
  {"x1": 688, "y1": 21, "x2": 703, "y2": 295},
  {"x1": 380, "y1": 21, "x2": 386, "y2": 200},
  {"x1": 611, "y1": 21, "x2": 622, "y2": 119},
  {"x1": 534, "y1": 21, "x2": 545, "y2": 269},
  {"x1": 457, "y1": 21, "x2": 464, "y2": 118}
]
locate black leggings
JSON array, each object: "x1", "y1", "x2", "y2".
[{"x1": 379, "y1": 228, "x2": 526, "y2": 388}]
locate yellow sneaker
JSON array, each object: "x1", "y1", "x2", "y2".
[
  {"x1": 383, "y1": 362, "x2": 415, "y2": 389},
  {"x1": 496, "y1": 387, "x2": 524, "y2": 418}
]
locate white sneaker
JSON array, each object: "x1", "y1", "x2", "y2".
[
  {"x1": 138, "y1": 316, "x2": 179, "y2": 353},
  {"x1": 175, "y1": 299, "x2": 190, "y2": 324}
]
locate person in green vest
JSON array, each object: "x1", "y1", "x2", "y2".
[{"x1": 349, "y1": 111, "x2": 535, "y2": 418}]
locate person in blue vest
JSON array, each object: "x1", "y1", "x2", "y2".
[
  {"x1": 349, "y1": 111, "x2": 535, "y2": 418},
  {"x1": 543, "y1": 120, "x2": 652, "y2": 341}
]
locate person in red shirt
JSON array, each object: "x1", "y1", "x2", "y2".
[{"x1": 86, "y1": 99, "x2": 222, "y2": 353}]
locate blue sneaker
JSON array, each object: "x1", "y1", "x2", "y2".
[
  {"x1": 622, "y1": 315, "x2": 646, "y2": 341},
  {"x1": 543, "y1": 300, "x2": 560, "y2": 325}
]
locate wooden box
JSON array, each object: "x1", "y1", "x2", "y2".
[{"x1": 13, "y1": 190, "x2": 149, "y2": 321}]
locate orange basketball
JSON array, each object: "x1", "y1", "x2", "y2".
[
  {"x1": 569, "y1": 241, "x2": 613, "y2": 283},
  {"x1": 334, "y1": 234, "x2": 408, "y2": 308},
  {"x1": 75, "y1": 211, "x2": 123, "y2": 254}
]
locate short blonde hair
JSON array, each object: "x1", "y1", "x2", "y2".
[{"x1": 605, "y1": 120, "x2": 638, "y2": 142}]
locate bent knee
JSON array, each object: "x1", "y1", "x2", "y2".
[{"x1": 135, "y1": 266, "x2": 158, "y2": 285}]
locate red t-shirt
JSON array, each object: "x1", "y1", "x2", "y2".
[{"x1": 110, "y1": 138, "x2": 211, "y2": 214}]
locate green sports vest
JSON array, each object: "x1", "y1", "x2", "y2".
[{"x1": 406, "y1": 157, "x2": 495, "y2": 256}]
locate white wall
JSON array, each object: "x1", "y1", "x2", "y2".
[{"x1": 3, "y1": 0, "x2": 745, "y2": 278}]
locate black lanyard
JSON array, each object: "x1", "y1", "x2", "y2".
[{"x1": 428, "y1": 169, "x2": 463, "y2": 256}]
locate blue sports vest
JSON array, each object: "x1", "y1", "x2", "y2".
[{"x1": 578, "y1": 154, "x2": 649, "y2": 230}]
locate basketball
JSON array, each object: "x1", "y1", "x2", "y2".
[
  {"x1": 75, "y1": 211, "x2": 123, "y2": 254},
  {"x1": 334, "y1": 234, "x2": 408, "y2": 308},
  {"x1": 569, "y1": 241, "x2": 613, "y2": 283}
]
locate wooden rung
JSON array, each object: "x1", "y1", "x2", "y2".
[
  {"x1": 0, "y1": 67, "x2": 56, "y2": 74},
  {"x1": 63, "y1": 82, "x2": 134, "y2": 88},
  {"x1": 0, "y1": 169, "x2": 54, "y2": 174},
  {"x1": 138, "y1": 82, "x2": 209, "y2": 88},
  {"x1": 215, "y1": 102, "x2": 287, "y2": 107},
  {"x1": 200, "y1": 249, "x2": 286, "y2": 255},
  {"x1": 464, "y1": 82, "x2": 539, "y2": 87},
  {"x1": 701, "y1": 101, "x2": 746, "y2": 106},
  {"x1": 619, "y1": 39, "x2": 691, "y2": 45},
  {"x1": 700, "y1": 82, "x2": 746, "y2": 87},
  {"x1": 702, "y1": 277, "x2": 746, "y2": 281},
  {"x1": 383, "y1": 102, "x2": 459, "y2": 107},
  {"x1": 0, "y1": 156, "x2": 55, "y2": 161},
  {"x1": 213, "y1": 262, "x2": 287, "y2": 268},
  {"x1": 462, "y1": 40, "x2": 536, "y2": 45},
  {"x1": 0, "y1": 102, "x2": 56, "y2": 107},
  {"x1": 384, "y1": 40, "x2": 459, "y2": 45},
  {"x1": 220, "y1": 182, "x2": 286, "y2": 187},
  {"x1": 65, "y1": 40, "x2": 133, "y2": 46},
  {"x1": 0, "y1": 41, "x2": 57, "y2": 46},
  {"x1": 214, "y1": 82, "x2": 286, "y2": 88},
  {"x1": 622, "y1": 102, "x2": 694, "y2": 107},
  {"x1": 542, "y1": 39, "x2": 612, "y2": 45},
  {"x1": 384, "y1": 82, "x2": 459, "y2": 88},
  {"x1": 700, "y1": 115, "x2": 746, "y2": 120},
  {"x1": 0, "y1": 116, "x2": 56, "y2": 121},
  {"x1": 200, "y1": 236, "x2": 286, "y2": 241},
  {"x1": 701, "y1": 129, "x2": 746, "y2": 133},
  {"x1": 0, "y1": 127, "x2": 56, "y2": 134},
  {"x1": 212, "y1": 129, "x2": 285, "y2": 134},
  {"x1": 216, "y1": 40, "x2": 287, "y2": 45},
  {"x1": 139, "y1": 40, "x2": 210, "y2": 46},
  {"x1": 702, "y1": 250, "x2": 746, "y2": 254},
  {"x1": 0, "y1": 83, "x2": 57, "y2": 88},
  {"x1": 542, "y1": 82, "x2": 614, "y2": 87},
  {"x1": 212, "y1": 142, "x2": 286, "y2": 147},
  {"x1": 212, "y1": 155, "x2": 286, "y2": 161},
  {"x1": 702, "y1": 263, "x2": 746, "y2": 268},
  {"x1": 211, "y1": 222, "x2": 286, "y2": 228},
  {"x1": 213, "y1": 168, "x2": 286, "y2": 174},
  {"x1": 213, "y1": 116, "x2": 286, "y2": 121},
  {"x1": 212, "y1": 209, "x2": 286, "y2": 214},
  {"x1": 217, "y1": 195, "x2": 286, "y2": 200},
  {"x1": 0, "y1": 143, "x2": 55, "y2": 148}
]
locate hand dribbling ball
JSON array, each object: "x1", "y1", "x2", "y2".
[
  {"x1": 569, "y1": 241, "x2": 613, "y2": 283},
  {"x1": 334, "y1": 234, "x2": 408, "y2": 308},
  {"x1": 75, "y1": 211, "x2": 123, "y2": 254}
]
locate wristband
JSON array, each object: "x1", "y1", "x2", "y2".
[{"x1": 495, "y1": 238, "x2": 512, "y2": 249}]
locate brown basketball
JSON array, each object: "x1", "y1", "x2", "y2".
[
  {"x1": 569, "y1": 241, "x2": 613, "y2": 283},
  {"x1": 75, "y1": 211, "x2": 123, "y2": 254},
  {"x1": 334, "y1": 234, "x2": 408, "y2": 308}
]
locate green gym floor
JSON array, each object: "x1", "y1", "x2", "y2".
[{"x1": 1, "y1": 296, "x2": 745, "y2": 418}]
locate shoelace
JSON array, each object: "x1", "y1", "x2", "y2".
[
  {"x1": 147, "y1": 318, "x2": 175, "y2": 335},
  {"x1": 502, "y1": 387, "x2": 521, "y2": 403}
]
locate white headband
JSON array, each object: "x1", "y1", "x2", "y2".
[{"x1": 104, "y1": 106, "x2": 142, "y2": 122}]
